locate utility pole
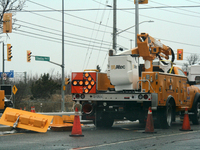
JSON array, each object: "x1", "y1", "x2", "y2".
[
  {"x1": 135, "y1": 0, "x2": 139, "y2": 47},
  {"x1": 61, "y1": 0, "x2": 65, "y2": 112},
  {"x1": 112, "y1": 0, "x2": 117, "y2": 52}
]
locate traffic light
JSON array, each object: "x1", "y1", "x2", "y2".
[
  {"x1": 7, "y1": 44, "x2": 12, "y2": 61},
  {"x1": 27, "y1": 50, "x2": 32, "y2": 62},
  {"x1": 177, "y1": 49, "x2": 183, "y2": 60},
  {"x1": 65, "y1": 78, "x2": 70, "y2": 85},
  {"x1": 134, "y1": 0, "x2": 148, "y2": 4},
  {"x1": 3, "y1": 13, "x2": 12, "y2": 33}
]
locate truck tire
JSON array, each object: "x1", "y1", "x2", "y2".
[
  {"x1": 190, "y1": 101, "x2": 200, "y2": 125},
  {"x1": 158, "y1": 101, "x2": 173, "y2": 129}
]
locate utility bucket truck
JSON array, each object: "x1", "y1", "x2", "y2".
[{"x1": 71, "y1": 33, "x2": 200, "y2": 128}]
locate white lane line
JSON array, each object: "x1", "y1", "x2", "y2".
[{"x1": 70, "y1": 130, "x2": 200, "y2": 150}]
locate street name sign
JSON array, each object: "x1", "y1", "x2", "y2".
[{"x1": 35, "y1": 56, "x2": 50, "y2": 61}]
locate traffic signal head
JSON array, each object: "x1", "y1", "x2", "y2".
[
  {"x1": 7, "y1": 44, "x2": 12, "y2": 61},
  {"x1": 134, "y1": 0, "x2": 148, "y2": 4},
  {"x1": 3, "y1": 13, "x2": 12, "y2": 33},
  {"x1": 177, "y1": 49, "x2": 183, "y2": 60},
  {"x1": 27, "y1": 50, "x2": 32, "y2": 62},
  {"x1": 65, "y1": 78, "x2": 70, "y2": 85}
]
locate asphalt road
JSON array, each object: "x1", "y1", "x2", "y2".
[{"x1": 1, "y1": 119, "x2": 200, "y2": 150}]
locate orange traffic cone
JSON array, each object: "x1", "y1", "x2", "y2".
[
  {"x1": 32, "y1": 106, "x2": 35, "y2": 113},
  {"x1": 69, "y1": 107, "x2": 84, "y2": 137},
  {"x1": 180, "y1": 108, "x2": 193, "y2": 131},
  {"x1": 144, "y1": 107, "x2": 156, "y2": 133},
  {"x1": 31, "y1": 106, "x2": 35, "y2": 113},
  {"x1": 31, "y1": 106, "x2": 33, "y2": 112}
]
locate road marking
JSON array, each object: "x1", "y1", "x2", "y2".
[
  {"x1": 0, "y1": 133, "x2": 24, "y2": 136},
  {"x1": 70, "y1": 130, "x2": 200, "y2": 150}
]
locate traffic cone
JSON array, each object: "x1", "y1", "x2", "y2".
[
  {"x1": 69, "y1": 108, "x2": 84, "y2": 137},
  {"x1": 31, "y1": 106, "x2": 33, "y2": 112},
  {"x1": 143, "y1": 107, "x2": 156, "y2": 133},
  {"x1": 31, "y1": 106, "x2": 35, "y2": 113},
  {"x1": 32, "y1": 106, "x2": 35, "y2": 113},
  {"x1": 180, "y1": 108, "x2": 193, "y2": 131}
]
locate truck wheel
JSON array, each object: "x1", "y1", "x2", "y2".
[
  {"x1": 190, "y1": 102, "x2": 200, "y2": 125},
  {"x1": 158, "y1": 102, "x2": 173, "y2": 129}
]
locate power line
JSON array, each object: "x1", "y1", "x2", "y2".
[
  {"x1": 26, "y1": 0, "x2": 114, "y2": 30},
  {"x1": 186, "y1": 0, "x2": 200, "y2": 5},
  {"x1": 15, "y1": 23, "x2": 113, "y2": 48},
  {"x1": 17, "y1": 20, "x2": 111, "y2": 44},
  {"x1": 85, "y1": 0, "x2": 110, "y2": 69},
  {"x1": 13, "y1": 31, "x2": 109, "y2": 52},
  {"x1": 149, "y1": 0, "x2": 200, "y2": 15},
  {"x1": 16, "y1": 29, "x2": 110, "y2": 51},
  {"x1": 21, "y1": 10, "x2": 112, "y2": 34},
  {"x1": 8, "y1": 6, "x2": 200, "y2": 12},
  {"x1": 83, "y1": 0, "x2": 107, "y2": 70}
]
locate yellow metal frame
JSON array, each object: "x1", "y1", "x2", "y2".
[{"x1": 84, "y1": 69, "x2": 99, "y2": 72}]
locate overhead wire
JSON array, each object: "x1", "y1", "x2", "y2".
[
  {"x1": 16, "y1": 19, "x2": 114, "y2": 46},
  {"x1": 13, "y1": 31, "x2": 108, "y2": 52},
  {"x1": 85, "y1": 0, "x2": 110, "y2": 69},
  {"x1": 26, "y1": 0, "x2": 114, "y2": 30},
  {"x1": 15, "y1": 19, "x2": 128, "y2": 51},
  {"x1": 82, "y1": 0, "x2": 103, "y2": 70},
  {"x1": 92, "y1": 0, "x2": 112, "y2": 70},
  {"x1": 149, "y1": 0, "x2": 200, "y2": 15},
  {"x1": 26, "y1": 0, "x2": 116, "y2": 70},
  {"x1": 14, "y1": 23, "x2": 112, "y2": 47},
  {"x1": 96, "y1": 9, "x2": 112, "y2": 67},
  {"x1": 14, "y1": 0, "x2": 200, "y2": 69},
  {"x1": 15, "y1": 29, "x2": 110, "y2": 51},
  {"x1": 24, "y1": 0, "x2": 200, "y2": 48},
  {"x1": 186, "y1": 0, "x2": 200, "y2": 5}
]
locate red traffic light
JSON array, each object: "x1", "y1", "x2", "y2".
[{"x1": 178, "y1": 50, "x2": 182, "y2": 54}]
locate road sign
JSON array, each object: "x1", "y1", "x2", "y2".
[
  {"x1": 0, "y1": 70, "x2": 14, "y2": 78},
  {"x1": 12, "y1": 85, "x2": 18, "y2": 95},
  {"x1": 3, "y1": 73, "x2": 7, "y2": 80},
  {"x1": 35, "y1": 56, "x2": 50, "y2": 61}
]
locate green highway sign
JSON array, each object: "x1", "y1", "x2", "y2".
[{"x1": 35, "y1": 56, "x2": 50, "y2": 61}]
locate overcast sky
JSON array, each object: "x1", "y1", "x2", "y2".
[{"x1": 2, "y1": 0, "x2": 200, "y2": 79}]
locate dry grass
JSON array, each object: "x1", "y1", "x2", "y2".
[{"x1": 15, "y1": 94, "x2": 74, "y2": 112}]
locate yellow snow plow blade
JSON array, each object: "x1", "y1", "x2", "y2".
[{"x1": 0, "y1": 107, "x2": 53, "y2": 133}]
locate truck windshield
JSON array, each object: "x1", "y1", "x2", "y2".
[{"x1": 178, "y1": 69, "x2": 186, "y2": 76}]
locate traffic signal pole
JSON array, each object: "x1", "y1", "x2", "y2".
[
  {"x1": 2, "y1": 42, "x2": 4, "y2": 84},
  {"x1": 61, "y1": 0, "x2": 65, "y2": 112}
]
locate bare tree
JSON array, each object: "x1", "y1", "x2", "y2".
[
  {"x1": 0, "y1": 0, "x2": 26, "y2": 32},
  {"x1": 182, "y1": 54, "x2": 200, "y2": 71}
]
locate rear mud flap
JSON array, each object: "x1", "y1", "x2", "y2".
[{"x1": 0, "y1": 107, "x2": 53, "y2": 133}]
